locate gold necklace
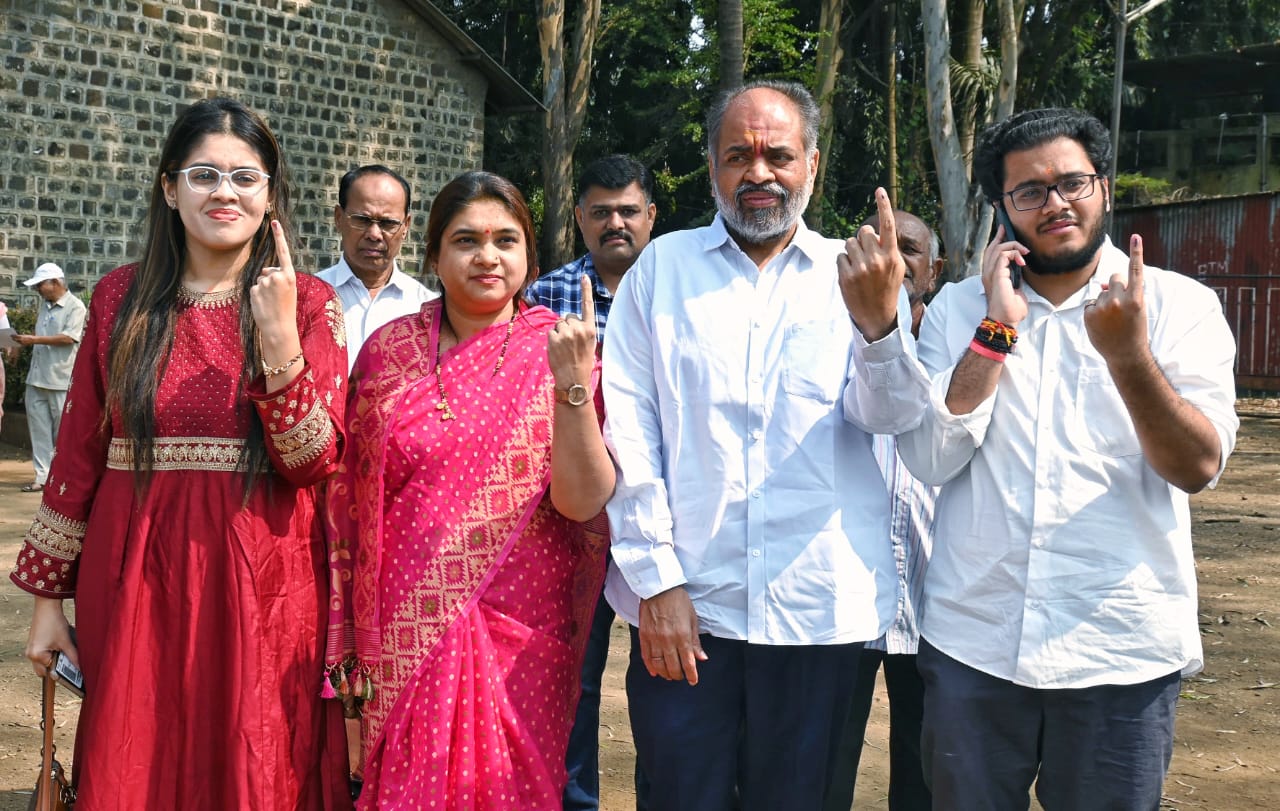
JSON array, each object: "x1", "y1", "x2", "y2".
[{"x1": 435, "y1": 311, "x2": 516, "y2": 421}]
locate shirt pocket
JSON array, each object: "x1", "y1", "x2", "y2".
[
  {"x1": 781, "y1": 319, "x2": 846, "y2": 404},
  {"x1": 1074, "y1": 366, "x2": 1142, "y2": 457}
]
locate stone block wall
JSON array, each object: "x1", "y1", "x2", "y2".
[{"x1": 0, "y1": 0, "x2": 489, "y2": 303}]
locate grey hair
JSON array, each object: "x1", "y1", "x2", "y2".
[{"x1": 706, "y1": 79, "x2": 820, "y2": 161}]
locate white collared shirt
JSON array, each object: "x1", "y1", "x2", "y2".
[
  {"x1": 315, "y1": 256, "x2": 438, "y2": 373},
  {"x1": 898, "y1": 239, "x2": 1239, "y2": 688},
  {"x1": 28, "y1": 291, "x2": 86, "y2": 390},
  {"x1": 602, "y1": 215, "x2": 930, "y2": 645},
  {"x1": 866, "y1": 433, "x2": 937, "y2": 654}
]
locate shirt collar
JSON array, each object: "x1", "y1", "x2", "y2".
[
  {"x1": 577, "y1": 254, "x2": 614, "y2": 300},
  {"x1": 334, "y1": 254, "x2": 406, "y2": 291},
  {"x1": 701, "y1": 213, "x2": 827, "y2": 266}
]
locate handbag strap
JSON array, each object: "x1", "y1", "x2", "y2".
[{"x1": 35, "y1": 672, "x2": 60, "y2": 811}]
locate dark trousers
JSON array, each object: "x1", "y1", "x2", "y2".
[
  {"x1": 917, "y1": 638, "x2": 1181, "y2": 811},
  {"x1": 626, "y1": 628, "x2": 861, "y2": 811},
  {"x1": 824, "y1": 649, "x2": 931, "y2": 811},
  {"x1": 563, "y1": 594, "x2": 651, "y2": 810}
]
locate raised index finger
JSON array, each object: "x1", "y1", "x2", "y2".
[
  {"x1": 874, "y1": 187, "x2": 897, "y2": 251},
  {"x1": 580, "y1": 275, "x2": 596, "y2": 332},
  {"x1": 1127, "y1": 234, "x2": 1144, "y2": 298},
  {"x1": 271, "y1": 220, "x2": 295, "y2": 275}
]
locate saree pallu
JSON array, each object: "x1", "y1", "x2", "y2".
[{"x1": 325, "y1": 301, "x2": 606, "y2": 810}]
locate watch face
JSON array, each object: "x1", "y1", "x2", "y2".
[{"x1": 567, "y1": 384, "x2": 589, "y2": 406}]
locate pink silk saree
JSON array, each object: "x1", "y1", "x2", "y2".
[{"x1": 324, "y1": 300, "x2": 607, "y2": 809}]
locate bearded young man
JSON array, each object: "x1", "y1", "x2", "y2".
[
  {"x1": 898, "y1": 108, "x2": 1239, "y2": 810},
  {"x1": 601, "y1": 80, "x2": 931, "y2": 809}
]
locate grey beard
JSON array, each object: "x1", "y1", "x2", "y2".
[{"x1": 714, "y1": 180, "x2": 813, "y2": 246}]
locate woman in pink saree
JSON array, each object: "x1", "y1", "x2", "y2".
[{"x1": 324, "y1": 171, "x2": 614, "y2": 809}]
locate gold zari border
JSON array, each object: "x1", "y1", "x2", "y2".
[
  {"x1": 107, "y1": 436, "x2": 246, "y2": 472},
  {"x1": 25, "y1": 503, "x2": 86, "y2": 560},
  {"x1": 273, "y1": 400, "x2": 334, "y2": 469}
]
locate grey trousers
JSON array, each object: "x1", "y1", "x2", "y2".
[{"x1": 26, "y1": 385, "x2": 67, "y2": 486}]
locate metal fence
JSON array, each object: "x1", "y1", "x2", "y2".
[{"x1": 1113, "y1": 191, "x2": 1280, "y2": 392}]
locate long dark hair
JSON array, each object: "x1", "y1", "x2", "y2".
[
  {"x1": 425, "y1": 171, "x2": 540, "y2": 304},
  {"x1": 106, "y1": 97, "x2": 295, "y2": 495}
]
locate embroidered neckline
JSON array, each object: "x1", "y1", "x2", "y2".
[{"x1": 177, "y1": 285, "x2": 241, "y2": 308}]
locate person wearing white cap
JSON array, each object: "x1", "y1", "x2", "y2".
[{"x1": 13, "y1": 262, "x2": 86, "y2": 491}]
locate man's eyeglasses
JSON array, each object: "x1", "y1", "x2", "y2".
[
  {"x1": 344, "y1": 211, "x2": 405, "y2": 235},
  {"x1": 170, "y1": 166, "x2": 271, "y2": 196},
  {"x1": 1003, "y1": 174, "x2": 1101, "y2": 211}
]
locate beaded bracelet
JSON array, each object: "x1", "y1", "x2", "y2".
[
  {"x1": 974, "y1": 317, "x2": 1017, "y2": 354},
  {"x1": 262, "y1": 351, "x2": 303, "y2": 378}
]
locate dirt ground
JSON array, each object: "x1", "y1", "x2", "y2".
[{"x1": 0, "y1": 404, "x2": 1276, "y2": 810}]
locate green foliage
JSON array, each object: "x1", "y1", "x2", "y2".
[
  {"x1": 2, "y1": 305, "x2": 35, "y2": 408},
  {"x1": 1114, "y1": 172, "x2": 1177, "y2": 206}
]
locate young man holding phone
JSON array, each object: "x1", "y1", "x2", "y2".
[{"x1": 898, "y1": 107, "x2": 1238, "y2": 809}]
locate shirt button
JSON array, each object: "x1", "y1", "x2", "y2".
[
  {"x1": 1032, "y1": 537, "x2": 1044, "y2": 548},
  {"x1": 751, "y1": 549, "x2": 761, "y2": 557},
  {"x1": 1029, "y1": 600, "x2": 1042, "y2": 611},
  {"x1": 750, "y1": 430, "x2": 762, "y2": 442},
  {"x1": 750, "y1": 490, "x2": 761, "y2": 499}
]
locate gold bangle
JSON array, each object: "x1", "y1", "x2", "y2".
[{"x1": 262, "y1": 351, "x2": 303, "y2": 378}]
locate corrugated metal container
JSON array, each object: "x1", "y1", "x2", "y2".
[{"x1": 1113, "y1": 192, "x2": 1280, "y2": 391}]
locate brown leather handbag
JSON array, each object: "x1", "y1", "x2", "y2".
[{"x1": 28, "y1": 673, "x2": 75, "y2": 811}]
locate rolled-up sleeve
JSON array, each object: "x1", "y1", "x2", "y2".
[{"x1": 896, "y1": 285, "x2": 993, "y2": 485}]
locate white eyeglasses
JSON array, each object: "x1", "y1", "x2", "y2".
[{"x1": 171, "y1": 165, "x2": 271, "y2": 196}]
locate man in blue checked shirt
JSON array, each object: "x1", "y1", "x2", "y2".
[
  {"x1": 528, "y1": 154, "x2": 657, "y2": 343},
  {"x1": 526, "y1": 153, "x2": 657, "y2": 811}
]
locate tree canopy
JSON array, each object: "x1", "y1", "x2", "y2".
[{"x1": 439, "y1": 0, "x2": 1278, "y2": 272}]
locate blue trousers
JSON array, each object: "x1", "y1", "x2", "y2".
[
  {"x1": 824, "y1": 649, "x2": 931, "y2": 811},
  {"x1": 626, "y1": 628, "x2": 861, "y2": 811},
  {"x1": 917, "y1": 638, "x2": 1180, "y2": 811}
]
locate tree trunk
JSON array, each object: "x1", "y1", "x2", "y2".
[
  {"x1": 537, "y1": 0, "x2": 602, "y2": 270},
  {"x1": 806, "y1": 0, "x2": 845, "y2": 229},
  {"x1": 718, "y1": 0, "x2": 744, "y2": 90},
  {"x1": 956, "y1": 0, "x2": 985, "y2": 165},
  {"x1": 886, "y1": 0, "x2": 898, "y2": 206}
]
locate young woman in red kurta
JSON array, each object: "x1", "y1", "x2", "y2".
[{"x1": 14, "y1": 98, "x2": 352, "y2": 810}]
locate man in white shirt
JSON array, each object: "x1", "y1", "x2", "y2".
[
  {"x1": 316, "y1": 165, "x2": 437, "y2": 373},
  {"x1": 898, "y1": 108, "x2": 1239, "y2": 810},
  {"x1": 603, "y1": 79, "x2": 930, "y2": 809},
  {"x1": 14, "y1": 262, "x2": 87, "y2": 492},
  {"x1": 826, "y1": 210, "x2": 942, "y2": 811}
]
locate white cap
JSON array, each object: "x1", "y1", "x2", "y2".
[{"x1": 23, "y1": 262, "x2": 65, "y2": 287}]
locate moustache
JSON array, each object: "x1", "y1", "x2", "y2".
[
  {"x1": 601, "y1": 230, "x2": 632, "y2": 244},
  {"x1": 1038, "y1": 214, "x2": 1077, "y2": 233},
  {"x1": 735, "y1": 181, "x2": 789, "y2": 204}
]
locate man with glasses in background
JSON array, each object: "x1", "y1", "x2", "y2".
[
  {"x1": 897, "y1": 107, "x2": 1239, "y2": 809},
  {"x1": 317, "y1": 164, "x2": 437, "y2": 373}
]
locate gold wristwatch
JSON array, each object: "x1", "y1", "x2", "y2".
[{"x1": 555, "y1": 383, "x2": 590, "y2": 406}]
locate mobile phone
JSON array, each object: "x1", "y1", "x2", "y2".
[
  {"x1": 993, "y1": 204, "x2": 1022, "y2": 289},
  {"x1": 51, "y1": 651, "x2": 85, "y2": 698}
]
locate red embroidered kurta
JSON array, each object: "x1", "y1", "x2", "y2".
[{"x1": 10, "y1": 265, "x2": 353, "y2": 811}]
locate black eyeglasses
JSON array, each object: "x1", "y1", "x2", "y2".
[
  {"x1": 343, "y1": 210, "x2": 404, "y2": 235},
  {"x1": 1003, "y1": 174, "x2": 1101, "y2": 211}
]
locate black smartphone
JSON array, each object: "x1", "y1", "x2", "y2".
[
  {"x1": 993, "y1": 204, "x2": 1022, "y2": 289},
  {"x1": 51, "y1": 651, "x2": 85, "y2": 698}
]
